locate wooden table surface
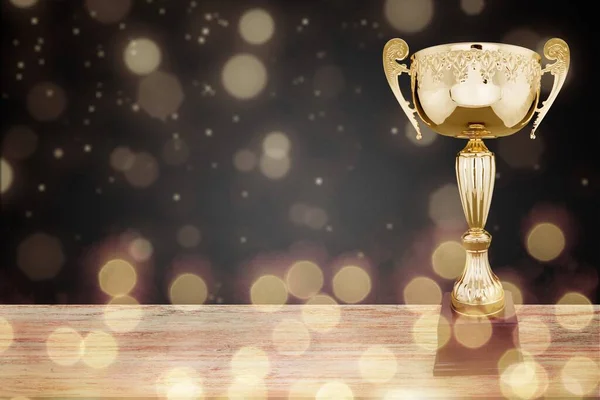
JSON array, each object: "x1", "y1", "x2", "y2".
[{"x1": 0, "y1": 304, "x2": 598, "y2": 398}]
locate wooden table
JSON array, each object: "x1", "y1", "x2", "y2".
[{"x1": 0, "y1": 305, "x2": 598, "y2": 398}]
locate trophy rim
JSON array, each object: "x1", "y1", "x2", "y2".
[{"x1": 413, "y1": 42, "x2": 541, "y2": 60}]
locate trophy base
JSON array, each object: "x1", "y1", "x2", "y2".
[{"x1": 433, "y1": 292, "x2": 521, "y2": 376}]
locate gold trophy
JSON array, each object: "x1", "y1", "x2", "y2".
[{"x1": 383, "y1": 38, "x2": 569, "y2": 374}]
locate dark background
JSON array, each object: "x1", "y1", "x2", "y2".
[{"x1": 1, "y1": 0, "x2": 598, "y2": 305}]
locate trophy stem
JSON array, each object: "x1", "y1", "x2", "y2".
[{"x1": 451, "y1": 137, "x2": 504, "y2": 316}]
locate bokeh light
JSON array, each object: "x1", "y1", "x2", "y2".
[
  {"x1": 358, "y1": 345, "x2": 397, "y2": 383},
  {"x1": 561, "y1": 356, "x2": 599, "y2": 396},
  {"x1": 403, "y1": 276, "x2": 442, "y2": 306},
  {"x1": 431, "y1": 241, "x2": 465, "y2": 280},
  {"x1": 138, "y1": 71, "x2": 184, "y2": 121},
  {"x1": 81, "y1": 330, "x2": 118, "y2": 369},
  {"x1": 428, "y1": 183, "x2": 465, "y2": 229},
  {"x1": 0, "y1": 317, "x2": 13, "y2": 354},
  {"x1": 460, "y1": 0, "x2": 485, "y2": 15},
  {"x1": 271, "y1": 318, "x2": 311, "y2": 356},
  {"x1": 501, "y1": 281, "x2": 524, "y2": 305},
  {"x1": 259, "y1": 153, "x2": 291, "y2": 180},
  {"x1": 231, "y1": 346, "x2": 270, "y2": 381},
  {"x1": 288, "y1": 379, "x2": 321, "y2": 399},
  {"x1": 1, "y1": 158, "x2": 14, "y2": 194},
  {"x1": 500, "y1": 359, "x2": 549, "y2": 400},
  {"x1": 250, "y1": 274, "x2": 288, "y2": 311},
  {"x1": 169, "y1": 273, "x2": 208, "y2": 306},
  {"x1": 124, "y1": 38, "x2": 162, "y2": 75},
  {"x1": 332, "y1": 265, "x2": 371, "y2": 304},
  {"x1": 177, "y1": 225, "x2": 202, "y2": 248},
  {"x1": 233, "y1": 149, "x2": 258, "y2": 172},
  {"x1": 519, "y1": 317, "x2": 551, "y2": 355},
  {"x1": 9, "y1": 0, "x2": 38, "y2": 8},
  {"x1": 26, "y1": 82, "x2": 67, "y2": 121},
  {"x1": 301, "y1": 294, "x2": 341, "y2": 332},
  {"x1": 384, "y1": 0, "x2": 434, "y2": 33},
  {"x1": 453, "y1": 312, "x2": 492, "y2": 349},
  {"x1": 128, "y1": 237, "x2": 153, "y2": 262},
  {"x1": 228, "y1": 375, "x2": 267, "y2": 399},
  {"x1": 109, "y1": 146, "x2": 136, "y2": 171},
  {"x1": 98, "y1": 258, "x2": 137, "y2": 297},
  {"x1": 285, "y1": 260, "x2": 324, "y2": 299},
  {"x1": 46, "y1": 327, "x2": 84, "y2": 366},
  {"x1": 555, "y1": 292, "x2": 594, "y2": 331},
  {"x1": 239, "y1": 9, "x2": 275, "y2": 45},
  {"x1": 156, "y1": 367, "x2": 203, "y2": 400},
  {"x1": 412, "y1": 313, "x2": 450, "y2": 351},
  {"x1": 124, "y1": 152, "x2": 160, "y2": 188},
  {"x1": 17, "y1": 232, "x2": 65, "y2": 281},
  {"x1": 85, "y1": 0, "x2": 132, "y2": 24},
  {"x1": 2, "y1": 126, "x2": 38, "y2": 160},
  {"x1": 526, "y1": 222, "x2": 565, "y2": 262},
  {"x1": 262, "y1": 132, "x2": 291, "y2": 160},
  {"x1": 103, "y1": 298, "x2": 143, "y2": 333},
  {"x1": 222, "y1": 54, "x2": 267, "y2": 100},
  {"x1": 316, "y1": 381, "x2": 354, "y2": 400}
]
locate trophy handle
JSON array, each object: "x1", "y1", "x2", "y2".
[
  {"x1": 530, "y1": 38, "x2": 570, "y2": 139},
  {"x1": 383, "y1": 38, "x2": 423, "y2": 140}
]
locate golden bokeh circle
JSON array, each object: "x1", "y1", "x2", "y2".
[
  {"x1": 526, "y1": 222, "x2": 565, "y2": 262},
  {"x1": 288, "y1": 379, "x2": 321, "y2": 399},
  {"x1": 169, "y1": 273, "x2": 208, "y2": 306},
  {"x1": 316, "y1": 381, "x2": 354, "y2": 400},
  {"x1": 250, "y1": 275, "x2": 288, "y2": 312},
  {"x1": 0, "y1": 317, "x2": 14, "y2": 354},
  {"x1": 98, "y1": 259, "x2": 137, "y2": 297},
  {"x1": 453, "y1": 313, "x2": 493, "y2": 349},
  {"x1": 403, "y1": 276, "x2": 442, "y2": 306},
  {"x1": 561, "y1": 356, "x2": 599, "y2": 396},
  {"x1": 332, "y1": 265, "x2": 371, "y2": 304},
  {"x1": 358, "y1": 345, "x2": 397, "y2": 383},
  {"x1": 501, "y1": 281, "x2": 524, "y2": 305},
  {"x1": 81, "y1": 330, "x2": 118, "y2": 369},
  {"x1": 412, "y1": 313, "x2": 450, "y2": 351},
  {"x1": 10, "y1": 0, "x2": 38, "y2": 8},
  {"x1": 555, "y1": 292, "x2": 594, "y2": 331},
  {"x1": 85, "y1": 0, "x2": 132, "y2": 24},
  {"x1": 103, "y1": 300, "x2": 143, "y2": 333},
  {"x1": 431, "y1": 241, "x2": 465, "y2": 280},
  {"x1": 222, "y1": 54, "x2": 267, "y2": 100},
  {"x1": 500, "y1": 359, "x2": 549, "y2": 400},
  {"x1": 262, "y1": 132, "x2": 291, "y2": 160},
  {"x1": 124, "y1": 38, "x2": 161, "y2": 75},
  {"x1": 233, "y1": 149, "x2": 257, "y2": 172},
  {"x1": 46, "y1": 327, "x2": 84, "y2": 366},
  {"x1": 272, "y1": 318, "x2": 311, "y2": 356},
  {"x1": 230, "y1": 346, "x2": 270, "y2": 380},
  {"x1": 285, "y1": 261, "x2": 324, "y2": 300},
  {"x1": 156, "y1": 366, "x2": 203, "y2": 399},
  {"x1": 228, "y1": 375, "x2": 267, "y2": 399},
  {"x1": 301, "y1": 294, "x2": 341, "y2": 332},
  {"x1": 239, "y1": 8, "x2": 275, "y2": 45},
  {"x1": 1, "y1": 158, "x2": 14, "y2": 194},
  {"x1": 384, "y1": 0, "x2": 434, "y2": 33},
  {"x1": 3, "y1": 126, "x2": 38, "y2": 160}
]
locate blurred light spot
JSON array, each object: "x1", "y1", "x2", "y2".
[
  {"x1": 98, "y1": 259, "x2": 137, "y2": 297},
  {"x1": 124, "y1": 38, "x2": 161, "y2": 75},
  {"x1": 500, "y1": 359, "x2": 549, "y2": 400},
  {"x1": 138, "y1": 71, "x2": 184, "y2": 121},
  {"x1": 2, "y1": 126, "x2": 38, "y2": 160},
  {"x1": 110, "y1": 146, "x2": 136, "y2": 171},
  {"x1": 526, "y1": 222, "x2": 565, "y2": 262},
  {"x1": 128, "y1": 237, "x2": 153, "y2": 262},
  {"x1": 54, "y1": 148, "x2": 64, "y2": 159},
  {"x1": 46, "y1": 327, "x2": 84, "y2": 366},
  {"x1": 453, "y1": 312, "x2": 492, "y2": 349},
  {"x1": 259, "y1": 154, "x2": 291, "y2": 180},
  {"x1": 316, "y1": 381, "x2": 353, "y2": 400},
  {"x1": 272, "y1": 318, "x2": 310, "y2": 356},
  {"x1": 405, "y1": 121, "x2": 436, "y2": 146},
  {"x1": 519, "y1": 317, "x2": 551, "y2": 355},
  {"x1": 460, "y1": 0, "x2": 485, "y2": 15},
  {"x1": 555, "y1": 292, "x2": 594, "y2": 331},
  {"x1": 103, "y1": 299, "x2": 143, "y2": 333},
  {"x1": 412, "y1": 313, "x2": 450, "y2": 351},
  {"x1": 431, "y1": 241, "x2": 465, "y2": 280},
  {"x1": 10, "y1": 0, "x2": 38, "y2": 8},
  {"x1": 17, "y1": 233, "x2": 65, "y2": 281},
  {"x1": 561, "y1": 356, "x2": 599, "y2": 396},
  {"x1": 313, "y1": 65, "x2": 345, "y2": 98},
  {"x1": 403, "y1": 276, "x2": 442, "y2": 305},
  {"x1": 82, "y1": 330, "x2": 118, "y2": 369},
  {"x1": 162, "y1": 138, "x2": 190, "y2": 166},
  {"x1": 222, "y1": 54, "x2": 267, "y2": 100},
  {"x1": 305, "y1": 207, "x2": 328, "y2": 230},
  {"x1": 250, "y1": 275, "x2": 288, "y2": 312},
  {"x1": 233, "y1": 149, "x2": 257, "y2": 172},
  {"x1": 262, "y1": 132, "x2": 291, "y2": 160},
  {"x1": 498, "y1": 134, "x2": 544, "y2": 169},
  {"x1": 167, "y1": 381, "x2": 204, "y2": 400},
  {"x1": 26, "y1": 82, "x2": 67, "y2": 121},
  {"x1": 428, "y1": 183, "x2": 464, "y2": 229},
  {"x1": 85, "y1": 0, "x2": 132, "y2": 23},
  {"x1": 501, "y1": 281, "x2": 524, "y2": 304},
  {"x1": 301, "y1": 294, "x2": 341, "y2": 332},
  {"x1": 169, "y1": 273, "x2": 208, "y2": 306},
  {"x1": 1, "y1": 158, "x2": 14, "y2": 194},
  {"x1": 228, "y1": 375, "x2": 267, "y2": 399},
  {"x1": 384, "y1": 0, "x2": 433, "y2": 33},
  {"x1": 231, "y1": 346, "x2": 270, "y2": 380},
  {"x1": 239, "y1": 9, "x2": 274, "y2": 45},
  {"x1": 124, "y1": 152, "x2": 159, "y2": 188},
  {"x1": 498, "y1": 348, "x2": 533, "y2": 374},
  {"x1": 288, "y1": 379, "x2": 320, "y2": 399},
  {"x1": 332, "y1": 266, "x2": 371, "y2": 304},
  {"x1": 177, "y1": 225, "x2": 202, "y2": 248},
  {"x1": 503, "y1": 28, "x2": 541, "y2": 51},
  {"x1": 359, "y1": 345, "x2": 397, "y2": 383},
  {"x1": 156, "y1": 367, "x2": 203, "y2": 399},
  {"x1": 0, "y1": 317, "x2": 13, "y2": 354},
  {"x1": 286, "y1": 260, "x2": 324, "y2": 299}
]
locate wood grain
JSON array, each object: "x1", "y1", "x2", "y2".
[{"x1": 0, "y1": 305, "x2": 598, "y2": 398}]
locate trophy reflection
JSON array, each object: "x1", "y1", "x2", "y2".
[{"x1": 383, "y1": 38, "x2": 569, "y2": 374}]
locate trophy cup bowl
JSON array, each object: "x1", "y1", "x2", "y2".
[{"x1": 383, "y1": 38, "x2": 570, "y2": 317}]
